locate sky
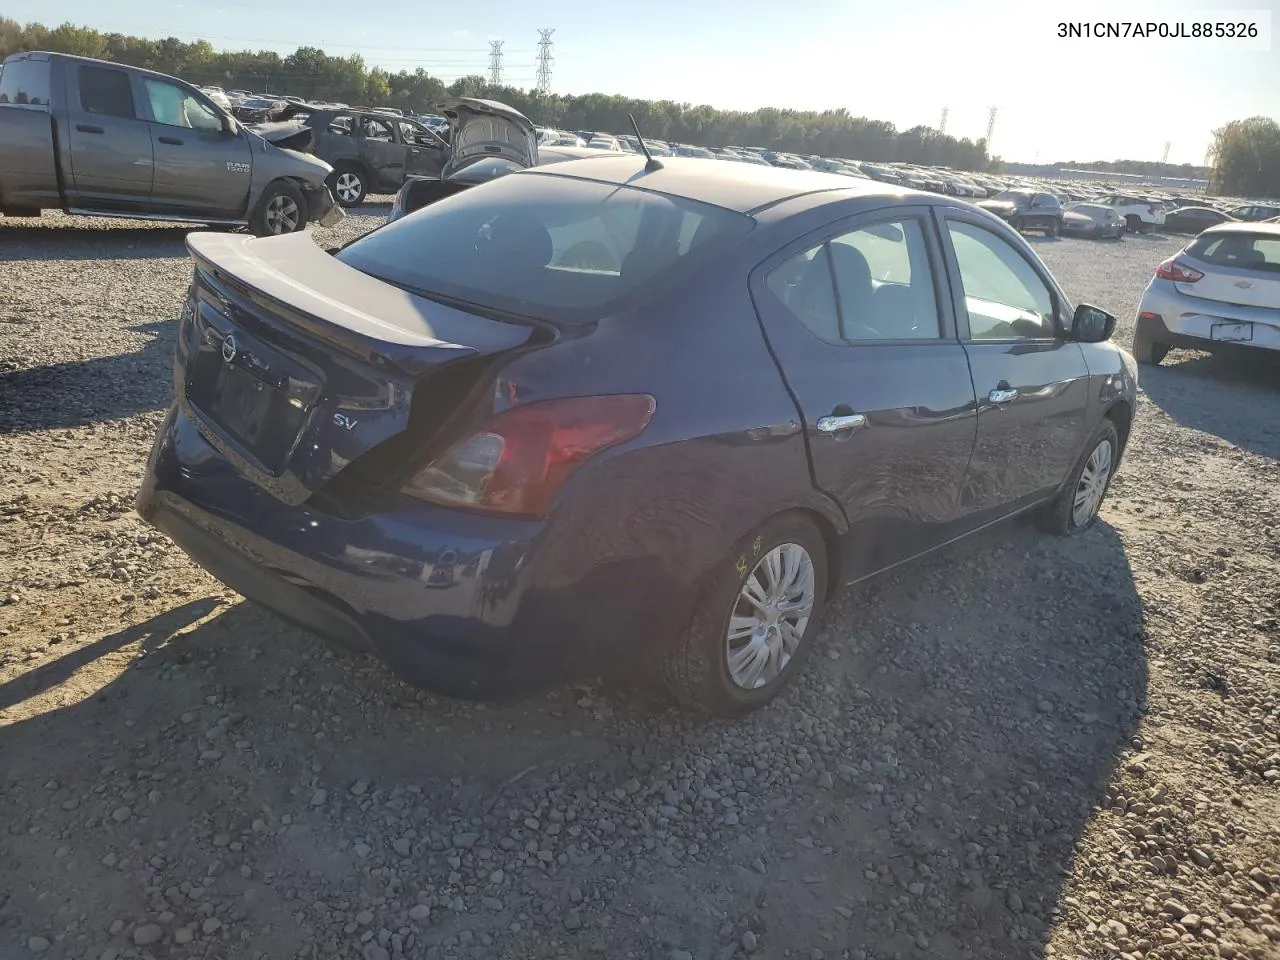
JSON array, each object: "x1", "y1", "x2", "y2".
[{"x1": 7, "y1": 0, "x2": 1279, "y2": 165}]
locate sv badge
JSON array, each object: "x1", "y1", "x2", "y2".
[{"x1": 332, "y1": 413, "x2": 359, "y2": 431}]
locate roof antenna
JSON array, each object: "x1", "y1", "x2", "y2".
[{"x1": 629, "y1": 113, "x2": 663, "y2": 172}]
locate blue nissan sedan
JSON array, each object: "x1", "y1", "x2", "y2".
[{"x1": 137, "y1": 155, "x2": 1136, "y2": 716}]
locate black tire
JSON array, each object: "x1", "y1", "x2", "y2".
[
  {"x1": 663, "y1": 512, "x2": 829, "y2": 717},
  {"x1": 249, "y1": 180, "x2": 308, "y2": 237},
  {"x1": 1036, "y1": 419, "x2": 1119, "y2": 536},
  {"x1": 1124, "y1": 214, "x2": 1143, "y2": 234},
  {"x1": 1132, "y1": 320, "x2": 1170, "y2": 365},
  {"x1": 328, "y1": 163, "x2": 367, "y2": 207},
  {"x1": 1010, "y1": 216, "x2": 1024, "y2": 233},
  {"x1": 1046, "y1": 218, "x2": 1060, "y2": 238}
]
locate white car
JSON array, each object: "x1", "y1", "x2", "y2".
[
  {"x1": 1092, "y1": 193, "x2": 1167, "y2": 233},
  {"x1": 1133, "y1": 222, "x2": 1280, "y2": 363}
]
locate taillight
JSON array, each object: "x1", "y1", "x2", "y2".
[
  {"x1": 1155, "y1": 258, "x2": 1204, "y2": 283},
  {"x1": 403, "y1": 395, "x2": 656, "y2": 518}
]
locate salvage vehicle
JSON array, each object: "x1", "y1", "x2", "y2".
[
  {"x1": 977, "y1": 190, "x2": 1064, "y2": 237},
  {"x1": 138, "y1": 154, "x2": 1136, "y2": 717},
  {"x1": 1091, "y1": 194, "x2": 1166, "y2": 233},
  {"x1": 297, "y1": 108, "x2": 450, "y2": 206},
  {"x1": 1133, "y1": 222, "x2": 1280, "y2": 364},
  {"x1": 0, "y1": 51, "x2": 342, "y2": 236},
  {"x1": 1061, "y1": 202, "x2": 1126, "y2": 239},
  {"x1": 1161, "y1": 205, "x2": 1237, "y2": 235}
]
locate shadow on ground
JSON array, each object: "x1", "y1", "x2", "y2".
[
  {"x1": 1141, "y1": 350, "x2": 1280, "y2": 459},
  {"x1": 0, "y1": 225, "x2": 196, "y2": 262},
  {"x1": 0, "y1": 320, "x2": 176, "y2": 434},
  {"x1": 0, "y1": 518, "x2": 1146, "y2": 959}
]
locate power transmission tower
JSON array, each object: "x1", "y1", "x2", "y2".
[
  {"x1": 535, "y1": 29, "x2": 555, "y2": 95},
  {"x1": 488, "y1": 40, "x2": 504, "y2": 86},
  {"x1": 1161, "y1": 141, "x2": 1171, "y2": 164},
  {"x1": 939, "y1": 106, "x2": 949, "y2": 135},
  {"x1": 985, "y1": 106, "x2": 998, "y2": 151}
]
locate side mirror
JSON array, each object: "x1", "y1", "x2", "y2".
[
  {"x1": 222, "y1": 114, "x2": 239, "y2": 136},
  {"x1": 1072, "y1": 303, "x2": 1116, "y2": 343}
]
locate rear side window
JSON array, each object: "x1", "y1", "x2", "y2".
[
  {"x1": 0, "y1": 58, "x2": 51, "y2": 108},
  {"x1": 337, "y1": 172, "x2": 754, "y2": 323},
  {"x1": 80, "y1": 66, "x2": 136, "y2": 120},
  {"x1": 1187, "y1": 233, "x2": 1280, "y2": 273}
]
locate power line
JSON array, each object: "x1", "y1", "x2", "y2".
[
  {"x1": 985, "y1": 106, "x2": 998, "y2": 153},
  {"x1": 939, "y1": 106, "x2": 948, "y2": 135},
  {"x1": 488, "y1": 40, "x2": 504, "y2": 85},
  {"x1": 535, "y1": 28, "x2": 555, "y2": 95}
]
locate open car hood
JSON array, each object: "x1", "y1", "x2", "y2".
[
  {"x1": 249, "y1": 120, "x2": 314, "y2": 152},
  {"x1": 437, "y1": 97, "x2": 537, "y2": 178}
]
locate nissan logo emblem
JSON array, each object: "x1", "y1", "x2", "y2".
[{"x1": 221, "y1": 334, "x2": 237, "y2": 363}]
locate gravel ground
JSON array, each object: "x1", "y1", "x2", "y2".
[{"x1": 1, "y1": 206, "x2": 1278, "y2": 960}]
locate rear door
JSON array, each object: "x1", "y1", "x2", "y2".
[
  {"x1": 936, "y1": 208, "x2": 1091, "y2": 517},
  {"x1": 139, "y1": 75, "x2": 251, "y2": 219},
  {"x1": 62, "y1": 61, "x2": 154, "y2": 207},
  {"x1": 752, "y1": 206, "x2": 978, "y2": 579},
  {"x1": 356, "y1": 115, "x2": 408, "y2": 191}
]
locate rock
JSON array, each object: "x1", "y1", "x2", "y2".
[
  {"x1": 133, "y1": 924, "x2": 163, "y2": 946},
  {"x1": 671, "y1": 951, "x2": 693, "y2": 960},
  {"x1": 354, "y1": 843, "x2": 372, "y2": 858},
  {"x1": 564, "y1": 910, "x2": 582, "y2": 931},
  {"x1": 310, "y1": 789, "x2": 327, "y2": 807},
  {"x1": 174, "y1": 927, "x2": 194, "y2": 944},
  {"x1": 817, "y1": 772, "x2": 834, "y2": 789},
  {"x1": 742, "y1": 929, "x2": 759, "y2": 952},
  {"x1": 409, "y1": 905, "x2": 431, "y2": 922},
  {"x1": 363, "y1": 947, "x2": 390, "y2": 960},
  {"x1": 27, "y1": 936, "x2": 51, "y2": 954},
  {"x1": 1179, "y1": 914, "x2": 1201, "y2": 932},
  {"x1": 351, "y1": 779, "x2": 369, "y2": 796},
  {"x1": 452, "y1": 832, "x2": 479, "y2": 849},
  {"x1": 393, "y1": 838, "x2": 411, "y2": 857},
  {"x1": 1006, "y1": 891, "x2": 1023, "y2": 913},
  {"x1": 1190, "y1": 848, "x2": 1211, "y2": 867},
  {"x1": 111, "y1": 806, "x2": 132, "y2": 823},
  {"x1": 1162, "y1": 899, "x2": 1188, "y2": 918}
]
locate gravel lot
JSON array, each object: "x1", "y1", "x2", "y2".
[{"x1": 1, "y1": 205, "x2": 1278, "y2": 960}]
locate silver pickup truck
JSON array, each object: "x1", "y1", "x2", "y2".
[{"x1": 0, "y1": 51, "x2": 343, "y2": 236}]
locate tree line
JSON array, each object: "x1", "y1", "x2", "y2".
[
  {"x1": 0, "y1": 18, "x2": 993, "y2": 170},
  {"x1": 1209, "y1": 118, "x2": 1280, "y2": 198}
]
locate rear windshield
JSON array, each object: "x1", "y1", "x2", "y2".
[
  {"x1": 1186, "y1": 232, "x2": 1280, "y2": 273},
  {"x1": 337, "y1": 172, "x2": 755, "y2": 323}
]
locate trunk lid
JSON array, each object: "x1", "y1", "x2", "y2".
[
  {"x1": 179, "y1": 231, "x2": 538, "y2": 507},
  {"x1": 1182, "y1": 228, "x2": 1280, "y2": 311},
  {"x1": 436, "y1": 97, "x2": 538, "y2": 178}
]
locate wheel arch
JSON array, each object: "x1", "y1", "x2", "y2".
[{"x1": 1103, "y1": 399, "x2": 1133, "y2": 459}]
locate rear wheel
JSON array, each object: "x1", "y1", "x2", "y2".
[
  {"x1": 1132, "y1": 318, "x2": 1171, "y2": 365},
  {"x1": 329, "y1": 163, "x2": 367, "y2": 207},
  {"x1": 249, "y1": 181, "x2": 308, "y2": 237},
  {"x1": 1010, "y1": 215, "x2": 1025, "y2": 233},
  {"x1": 1046, "y1": 218, "x2": 1060, "y2": 238},
  {"x1": 1124, "y1": 214, "x2": 1143, "y2": 234},
  {"x1": 663, "y1": 513, "x2": 828, "y2": 717},
  {"x1": 1036, "y1": 420, "x2": 1119, "y2": 536}
]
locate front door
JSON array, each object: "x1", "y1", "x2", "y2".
[
  {"x1": 62, "y1": 61, "x2": 154, "y2": 208},
  {"x1": 140, "y1": 76, "x2": 252, "y2": 219},
  {"x1": 752, "y1": 207, "x2": 978, "y2": 581},
  {"x1": 935, "y1": 210, "x2": 1091, "y2": 518},
  {"x1": 357, "y1": 115, "x2": 408, "y2": 192},
  {"x1": 398, "y1": 119, "x2": 448, "y2": 179}
]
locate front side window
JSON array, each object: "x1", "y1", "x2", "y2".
[
  {"x1": 360, "y1": 117, "x2": 394, "y2": 141},
  {"x1": 946, "y1": 220, "x2": 1056, "y2": 340},
  {"x1": 80, "y1": 66, "x2": 136, "y2": 119},
  {"x1": 142, "y1": 78, "x2": 220, "y2": 131},
  {"x1": 337, "y1": 172, "x2": 754, "y2": 323}
]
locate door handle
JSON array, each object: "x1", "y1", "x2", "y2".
[
  {"x1": 158, "y1": 136, "x2": 184, "y2": 145},
  {"x1": 988, "y1": 388, "x2": 1019, "y2": 404},
  {"x1": 76, "y1": 124, "x2": 104, "y2": 134},
  {"x1": 816, "y1": 413, "x2": 867, "y2": 433}
]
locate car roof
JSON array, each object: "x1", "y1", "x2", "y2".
[
  {"x1": 517, "y1": 155, "x2": 916, "y2": 215},
  {"x1": 1197, "y1": 221, "x2": 1280, "y2": 239}
]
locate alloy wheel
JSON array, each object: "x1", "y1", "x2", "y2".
[
  {"x1": 335, "y1": 172, "x2": 363, "y2": 204},
  {"x1": 725, "y1": 543, "x2": 816, "y2": 690},
  {"x1": 264, "y1": 195, "x2": 301, "y2": 234}
]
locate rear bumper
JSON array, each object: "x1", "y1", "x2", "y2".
[
  {"x1": 137, "y1": 406, "x2": 688, "y2": 698},
  {"x1": 1136, "y1": 282, "x2": 1280, "y2": 353}
]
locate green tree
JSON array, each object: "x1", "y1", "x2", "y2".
[{"x1": 1210, "y1": 117, "x2": 1280, "y2": 197}]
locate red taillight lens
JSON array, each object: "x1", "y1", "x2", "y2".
[
  {"x1": 403, "y1": 394, "x2": 656, "y2": 518},
  {"x1": 1155, "y1": 258, "x2": 1204, "y2": 283}
]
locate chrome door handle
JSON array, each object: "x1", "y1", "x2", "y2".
[
  {"x1": 816, "y1": 413, "x2": 867, "y2": 433},
  {"x1": 988, "y1": 388, "x2": 1019, "y2": 404}
]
